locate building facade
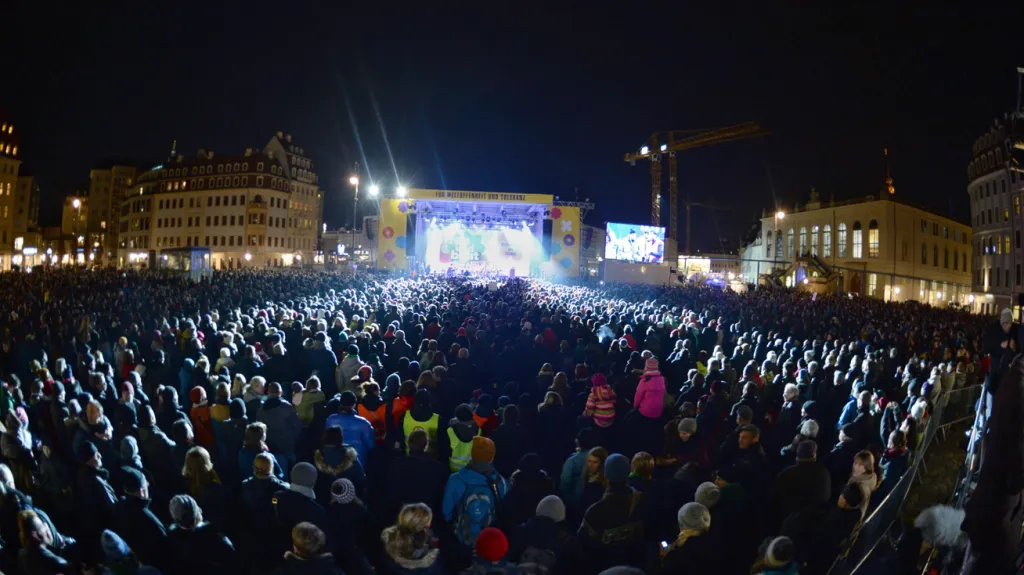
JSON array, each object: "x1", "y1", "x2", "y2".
[
  {"x1": 88, "y1": 165, "x2": 137, "y2": 264},
  {"x1": 742, "y1": 188, "x2": 973, "y2": 305},
  {"x1": 0, "y1": 115, "x2": 21, "y2": 269},
  {"x1": 116, "y1": 132, "x2": 323, "y2": 269},
  {"x1": 966, "y1": 117, "x2": 1024, "y2": 316}
]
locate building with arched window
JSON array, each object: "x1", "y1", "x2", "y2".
[
  {"x1": 741, "y1": 182, "x2": 972, "y2": 305},
  {"x1": 113, "y1": 131, "x2": 324, "y2": 269},
  {"x1": 967, "y1": 117, "x2": 1024, "y2": 315}
]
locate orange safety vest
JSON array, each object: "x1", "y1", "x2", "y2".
[{"x1": 357, "y1": 403, "x2": 388, "y2": 445}]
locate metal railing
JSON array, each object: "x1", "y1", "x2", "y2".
[{"x1": 826, "y1": 385, "x2": 982, "y2": 575}]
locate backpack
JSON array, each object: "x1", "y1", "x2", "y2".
[
  {"x1": 518, "y1": 546, "x2": 557, "y2": 574},
  {"x1": 456, "y1": 475, "x2": 502, "y2": 545}
]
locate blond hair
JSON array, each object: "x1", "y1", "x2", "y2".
[
  {"x1": 381, "y1": 503, "x2": 432, "y2": 560},
  {"x1": 631, "y1": 452, "x2": 654, "y2": 480}
]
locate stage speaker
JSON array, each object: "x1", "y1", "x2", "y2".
[
  {"x1": 406, "y1": 214, "x2": 417, "y2": 256},
  {"x1": 542, "y1": 220, "x2": 553, "y2": 258}
]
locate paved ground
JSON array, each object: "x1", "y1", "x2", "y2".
[{"x1": 902, "y1": 422, "x2": 971, "y2": 522}]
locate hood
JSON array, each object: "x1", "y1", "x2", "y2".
[
  {"x1": 456, "y1": 462, "x2": 497, "y2": 486},
  {"x1": 449, "y1": 418, "x2": 479, "y2": 443},
  {"x1": 390, "y1": 547, "x2": 440, "y2": 570},
  {"x1": 362, "y1": 394, "x2": 383, "y2": 411},
  {"x1": 914, "y1": 505, "x2": 968, "y2": 549},
  {"x1": 262, "y1": 397, "x2": 284, "y2": 411},
  {"x1": 229, "y1": 398, "x2": 246, "y2": 420},
  {"x1": 314, "y1": 446, "x2": 358, "y2": 476}
]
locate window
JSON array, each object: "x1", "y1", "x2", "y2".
[
  {"x1": 810, "y1": 225, "x2": 819, "y2": 256},
  {"x1": 1018, "y1": 230, "x2": 1021, "y2": 249},
  {"x1": 213, "y1": 236, "x2": 218, "y2": 246},
  {"x1": 799, "y1": 227, "x2": 807, "y2": 255},
  {"x1": 787, "y1": 228, "x2": 794, "y2": 258},
  {"x1": 963, "y1": 253, "x2": 967, "y2": 271},
  {"x1": 933, "y1": 245, "x2": 938, "y2": 266},
  {"x1": 215, "y1": 197, "x2": 221, "y2": 207},
  {"x1": 1017, "y1": 197, "x2": 1021, "y2": 216},
  {"x1": 231, "y1": 196, "x2": 237, "y2": 206},
  {"x1": 837, "y1": 223, "x2": 847, "y2": 257},
  {"x1": 868, "y1": 273, "x2": 877, "y2": 297},
  {"x1": 1006, "y1": 235, "x2": 1011, "y2": 254},
  {"x1": 230, "y1": 215, "x2": 236, "y2": 226},
  {"x1": 921, "y1": 219, "x2": 927, "y2": 233},
  {"x1": 206, "y1": 216, "x2": 211, "y2": 226},
  {"x1": 988, "y1": 209, "x2": 992, "y2": 224},
  {"x1": 823, "y1": 224, "x2": 832, "y2": 257},
  {"x1": 233, "y1": 177, "x2": 240, "y2": 187},
  {"x1": 765, "y1": 231, "x2": 772, "y2": 257},
  {"x1": 1006, "y1": 208, "x2": 1011, "y2": 222},
  {"x1": 775, "y1": 232, "x2": 782, "y2": 257},
  {"x1": 852, "y1": 221, "x2": 863, "y2": 258},
  {"x1": 257, "y1": 176, "x2": 264, "y2": 187},
  {"x1": 932, "y1": 223, "x2": 939, "y2": 236},
  {"x1": 953, "y1": 250, "x2": 958, "y2": 270},
  {"x1": 944, "y1": 248, "x2": 949, "y2": 268},
  {"x1": 868, "y1": 220, "x2": 879, "y2": 258},
  {"x1": 1018, "y1": 264, "x2": 1021, "y2": 286},
  {"x1": 996, "y1": 267, "x2": 1001, "y2": 287},
  {"x1": 943, "y1": 226, "x2": 949, "y2": 239}
]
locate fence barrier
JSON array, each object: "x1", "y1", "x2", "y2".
[{"x1": 826, "y1": 384, "x2": 979, "y2": 575}]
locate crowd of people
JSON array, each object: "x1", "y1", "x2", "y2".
[{"x1": 0, "y1": 267, "x2": 1002, "y2": 575}]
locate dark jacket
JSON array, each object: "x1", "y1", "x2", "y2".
[
  {"x1": 273, "y1": 488, "x2": 329, "y2": 537},
  {"x1": 113, "y1": 495, "x2": 168, "y2": 569},
  {"x1": 772, "y1": 460, "x2": 831, "y2": 518},
  {"x1": 167, "y1": 523, "x2": 237, "y2": 575},
  {"x1": 577, "y1": 484, "x2": 647, "y2": 573},
  {"x1": 508, "y1": 515, "x2": 582, "y2": 573},
  {"x1": 489, "y1": 423, "x2": 529, "y2": 478},
  {"x1": 255, "y1": 397, "x2": 302, "y2": 456},
  {"x1": 659, "y1": 530, "x2": 719, "y2": 575},
  {"x1": 76, "y1": 465, "x2": 117, "y2": 535},
  {"x1": 384, "y1": 452, "x2": 449, "y2": 521},
  {"x1": 241, "y1": 475, "x2": 290, "y2": 535},
  {"x1": 312, "y1": 446, "x2": 366, "y2": 507},
  {"x1": 827, "y1": 440, "x2": 860, "y2": 496},
  {"x1": 326, "y1": 500, "x2": 379, "y2": 575},
  {"x1": 274, "y1": 552, "x2": 345, "y2": 575},
  {"x1": 498, "y1": 471, "x2": 554, "y2": 533},
  {"x1": 805, "y1": 506, "x2": 862, "y2": 574},
  {"x1": 137, "y1": 423, "x2": 177, "y2": 487},
  {"x1": 217, "y1": 418, "x2": 248, "y2": 485}
]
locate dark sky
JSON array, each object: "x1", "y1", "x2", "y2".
[{"x1": 9, "y1": 2, "x2": 1024, "y2": 252}]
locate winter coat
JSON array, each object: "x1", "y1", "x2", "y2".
[
  {"x1": 324, "y1": 412, "x2": 375, "y2": 467},
  {"x1": 167, "y1": 523, "x2": 237, "y2": 575},
  {"x1": 273, "y1": 487, "x2": 329, "y2": 541},
  {"x1": 326, "y1": 499, "x2": 379, "y2": 574},
  {"x1": 191, "y1": 404, "x2": 217, "y2": 448},
  {"x1": 490, "y1": 423, "x2": 530, "y2": 479},
  {"x1": 442, "y1": 462, "x2": 511, "y2": 546},
  {"x1": 274, "y1": 552, "x2": 345, "y2": 575},
  {"x1": 241, "y1": 475, "x2": 290, "y2": 535},
  {"x1": 584, "y1": 384, "x2": 617, "y2": 428},
  {"x1": 633, "y1": 371, "x2": 666, "y2": 418},
  {"x1": 255, "y1": 397, "x2": 302, "y2": 456},
  {"x1": 498, "y1": 471, "x2": 554, "y2": 533},
  {"x1": 659, "y1": 529, "x2": 719, "y2": 575},
  {"x1": 312, "y1": 446, "x2": 366, "y2": 507},
  {"x1": 804, "y1": 505, "x2": 862, "y2": 574},
  {"x1": 238, "y1": 448, "x2": 285, "y2": 481},
  {"x1": 771, "y1": 460, "x2": 831, "y2": 518},
  {"x1": 138, "y1": 423, "x2": 177, "y2": 488},
  {"x1": 384, "y1": 452, "x2": 450, "y2": 521},
  {"x1": 307, "y1": 345, "x2": 340, "y2": 394},
  {"x1": 338, "y1": 356, "x2": 365, "y2": 390},
  {"x1": 577, "y1": 484, "x2": 647, "y2": 573},
  {"x1": 381, "y1": 547, "x2": 443, "y2": 575},
  {"x1": 113, "y1": 496, "x2": 168, "y2": 569},
  {"x1": 876, "y1": 448, "x2": 909, "y2": 501},
  {"x1": 297, "y1": 391, "x2": 326, "y2": 425},
  {"x1": 217, "y1": 418, "x2": 248, "y2": 483},
  {"x1": 76, "y1": 465, "x2": 117, "y2": 536},
  {"x1": 507, "y1": 515, "x2": 582, "y2": 574}
]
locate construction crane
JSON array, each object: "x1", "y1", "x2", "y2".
[{"x1": 624, "y1": 122, "x2": 769, "y2": 255}]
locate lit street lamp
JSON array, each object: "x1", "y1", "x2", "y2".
[
  {"x1": 773, "y1": 210, "x2": 785, "y2": 269},
  {"x1": 396, "y1": 186, "x2": 408, "y2": 198},
  {"x1": 368, "y1": 184, "x2": 379, "y2": 197},
  {"x1": 349, "y1": 165, "x2": 360, "y2": 266}
]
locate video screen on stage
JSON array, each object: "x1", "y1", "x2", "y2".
[
  {"x1": 604, "y1": 222, "x2": 666, "y2": 263},
  {"x1": 423, "y1": 220, "x2": 537, "y2": 276}
]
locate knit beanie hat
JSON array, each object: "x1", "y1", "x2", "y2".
[
  {"x1": 229, "y1": 398, "x2": 246, "y2": 419},
  {"x1": 763, "y1": 536, "x2": 796, "y2": 567},
  {"x1": 645, "y1": 357, "x2": 659, "y2": 372},
  {"x1": 694, "y1": 482, "x2": 721, "y2": 510},
  {"x1": 471, "y1": 436, "x2": 496, "y2": 463},
  {"x1": 475, "y1": 527, "x2": 509, "y2": 562},
  {"x1": 291, "y1": 462, "x2": 318, "y2": 488},
  {"x1": 330, "y1": 478, "x2": 356, "y2": 504},
  {"x1": 677, "y1": 417, "x2": 697, "y2": 435},
  {"x1": 677, "y1": 502, "x2": 711, "y2": 531},
  {"x1": 535, "y1": 495, "x2": 566, "y2": 523},
  {"x1": 76, "y1": 440, "x2": 98, "y2": 464},
  {"x1": 101, "y1": 529, "x2": 131, "y2": 560},
  {"x1": 190, "y1": 386, "x2": 206, "y2": 405},
  {"x1": 604, "y1": 453, "x2": 630, "y2": 483},
  {"x1": 591, "y1": 373, "x2": 607, "y2": 387},
  {"x1": 169, "y1": 494, "x2": 201, "y2": 528},
  {"x1": 339, "y1": 391, "x2": 357, "y2": 408},
  {"x1": 347, "y1": 344, "x2": 360, "y2": 356},
  {"x1": 121, "y1": 467, "x2": 146, "y2": 494}
]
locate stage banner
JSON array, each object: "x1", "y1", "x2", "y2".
[
  {"x1": 377, "y1": 198, "x2": 410, "y2": 271},
  {"x1": 548, "y1": 205, "x2": 580, "y2": 279},
  {"x1": 408, "y1": 188, "x2": 554, "y2": 205}
]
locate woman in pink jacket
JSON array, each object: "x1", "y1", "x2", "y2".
[{"x1": 634, "y1": 358, "x2": 666, "y2": 418}]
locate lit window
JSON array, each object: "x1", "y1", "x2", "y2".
[
  {"x1": 13, "y1": 237, "x2": 23, "y2": 251},
  {"x1": 823, "y1": 224, "x2": 832, "y2": 258},
  {"x1": 852, "y1": 221, "x2": 863, "y2": 258},
  {"x1": 868, "y1": 220, "x2": 879, "y2": 258},
  {"x1": 799, "y1": 227, "x2": 807, "y2": 255},
  {"x1": 810, "y1": 225, "x2": 819, "y2": 256},
  {"x1": 868, "y1": 273, "x2": 877, "y2": 297},
  {"x1": 787, "y1": 228, "x2": 794, "y2": 258}
]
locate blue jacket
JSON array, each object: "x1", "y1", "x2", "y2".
[
  {"x1": 442, "y1": 464, "x2": 510, "y2": 545},
  {"x1": 324, "y1": 412, "x2": 375, "y2": 467},
  {"x1": 836, "y1": 397, "x2": 858, "y2": 430},
  {"x1": 559, "y1": 450, "x2": 588, "y2": 508}
]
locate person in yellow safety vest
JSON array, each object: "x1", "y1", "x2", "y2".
[
  {"x1": 447, "y1": 403, "x2": 481, "y2": 472},
  {"x1": 401, "y1": 389, "x2": 440, "y2": 454}
]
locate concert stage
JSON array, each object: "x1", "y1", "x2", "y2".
[{"x1": 376, "y1": 189, "x2": 581, "y2": 279}]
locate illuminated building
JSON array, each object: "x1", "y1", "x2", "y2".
[
  {"x1": 116, "y1": 131, "x2": 323, "y2": 269},
  {"x1": 89, "y1": 165, "x2": 137, "y2": 264},
  {"x1": 966, "y1": 117, "x2": 1024, "y2": 315}
]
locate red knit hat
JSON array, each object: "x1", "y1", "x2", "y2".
[
  {"x1": 190, "y1": 386, "x2": 207, "y2": 405},
  {"x1": 475, "y1": 527, "x2": 508, "y2": 562}
]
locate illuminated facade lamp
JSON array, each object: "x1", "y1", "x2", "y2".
[
  {"x1": 894, "y1": 287, "x2": 901, "y2": 295},
  {"x1": 244, "y1": 252, "x2": 252, "y2": 261},
  {"x1": 396, "y1": 186, "x2": 408, "y2": 197},
  {"x1": 640, "y1": 146, "x2": 649, "y2": 155},
  {"x1": 659, "y1": 144, "x2": 667, "y2": 152},
  {"x1": 368, "y1": 184, "x2": 380, "y2": 197},
  {"x1": 968, "y1": 294, "x2": 976, "y2": 303}
]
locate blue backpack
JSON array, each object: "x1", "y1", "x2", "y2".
[{"x1": 456, "y1": 475, "x2": 502, "y2": 545}]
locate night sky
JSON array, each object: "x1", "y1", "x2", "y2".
[{"x1": 8, "y1": 2, "x2": 1024, "y2": 252}]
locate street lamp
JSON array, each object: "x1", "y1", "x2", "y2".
[
  {"x1": 368, "y1": 184, "x2": 379, "y2": 197},
  {"x1": 396, "y1": 186, "x2": 408, "y2": 198},
  {"x1": 773, "y1": 210, "x2": 785, "y2": 269},
  {"x1": 349, "y1": 165, "x2": 360, "y2": 265},
  {"x1": 72, "y1": 198, "x2": 82, "y2": 237}
]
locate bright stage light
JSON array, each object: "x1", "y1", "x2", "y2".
[
  {"x1": 396, "y1": 186, "x2": 408, "y2": 197},
  {"x1": 348, "y1": 176, "x2": 359, "y2": 186},
  {"x1": 660, "y1": 144, "x2": 667, "y2": 152},
  {"x1": 368, "y1": 184, "x2": 380, "y2": 196},
  {"x1": 640, "y1": 146, "x2": 649, "y2": 155}
]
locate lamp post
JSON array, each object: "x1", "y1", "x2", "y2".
[
  {"x1": 72, "y1": 198, "x2": 81, "y2": 236},
  {"x1": 349, "y1": 164, "x2": 360, "y2": 264},
  {"x1": 774, "y1": 210, "x2": 784, "y2": 271}
]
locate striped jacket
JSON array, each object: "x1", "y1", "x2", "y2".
[{"x1": 584, "y1": 384, "x2": 617, "y2": 427}]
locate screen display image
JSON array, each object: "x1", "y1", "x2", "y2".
[{"x1": 605, "y1": 223, "x2": 665, "y2": 263}]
